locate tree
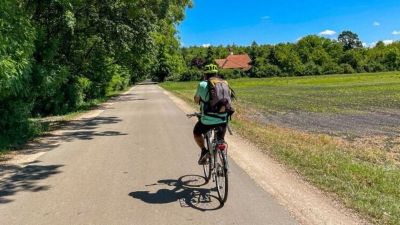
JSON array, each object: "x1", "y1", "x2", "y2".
[
  {"x1": 384, "y1": 49, "x2": 400, "y2": 70},
  {"x1": 153, "y1": 47, "x2": 172, "y2": 82},
  {"x1": 338, "y1": 31, "x2": 363, "y2": 51},
  {"x1": 249, "y1": 41, "x2": 259, "y2": 59},
  {"x1": 0, "y1": 0, "x2": 193, "y2": 149},
  {"x1": 0, "y1": 0, "x2": 37, "y2": 146},
  {"x1": 190, "y1": 57, "x2": 205, "y2": 68},
  {"x1": 205, "y1": 46, "x2": 216, "y2": 64},
  {"x1": 375, "y1": 41, "x2": 385, "y2": 49},
  {"x1": 296, "y1": 35, "x2": 331, "y2": 66}
]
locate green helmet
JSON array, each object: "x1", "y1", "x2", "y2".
[{"x1": 204, "y1": 64, "x2": 218, "y2": 74}]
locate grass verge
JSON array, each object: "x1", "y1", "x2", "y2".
[{"x1": 160, "y1": 72, "x2": 400, "y2": 225}]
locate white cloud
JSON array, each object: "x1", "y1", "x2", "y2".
[
  {"x1": 319, "y1": 29, "x2": 336, "y2": 36},
  {"x1": 362, "y1": 42, "x2": 368, "y2": 47},
  {"x1": 261, "y1": 16, "x2": 270, "y2": 20},
  {"x1": 368, "y1": 42, "x2": 377, "y2": 48},
  {"x1": 202, "y1": 43, "x2": 211, "y2": 48},
  {"x1": 296, "y1": 37, "x2": 303, "y2": 42},
  {"x1": 383, "y1": 40, "x2": 394, "y2": 45},
  {"x1": 373, "y1": 21, "x2": 380, "y2": 26},
  {"x1": 392, "y1": 30, "x2": 400, "y2": 35},
  {"x1": 369, "y1": 40, "x2": 394, "y2": 47}
]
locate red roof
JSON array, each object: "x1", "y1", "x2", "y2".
[
  {"x1": 215, "y1": 59, "x2": 226, "y2": 67},
  {"x1": 215, "y1": 54, "x2": 252, "y2": 70}
]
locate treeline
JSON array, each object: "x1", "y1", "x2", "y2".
[
  {"x1": 0, "y1": 0, "x2": 191, "y2": 148},
  {"x1": 176, "y1": 31, "x2": 400, "y2": 80}
]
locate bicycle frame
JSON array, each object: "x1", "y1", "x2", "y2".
[
  {"x1": 187, "y1": 112, "x2": 230, "y2": 204},
  {"x1": 205, "y1": 128, "x2": 229, "y2": 177},
  {"x1": 187, "y1": 112, "x2": 230, "y2": 172}
]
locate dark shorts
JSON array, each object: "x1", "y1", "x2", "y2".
[{"x1": 193, "y1": 121, "x2": 227, "y2": 140}]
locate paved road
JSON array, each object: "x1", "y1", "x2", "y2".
[{"x1": 0, "y1": 84, "x2": 298, "y2": 225}]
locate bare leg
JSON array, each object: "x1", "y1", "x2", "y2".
[{"x1": 194, "y1": 133, "x2": 205, "y2": 149}]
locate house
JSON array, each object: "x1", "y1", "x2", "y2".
[{"x1": 215, "y1": 52, "x2": 252, "y2": 71}]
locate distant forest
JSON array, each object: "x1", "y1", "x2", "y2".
[{"x1": 174, "y1": 31, "x2": 400, "y2": 81}]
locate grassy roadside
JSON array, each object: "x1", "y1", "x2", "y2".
[
  {"x1": 160, "y1": 72, "x2": 400, "y2": 225},
  {"x1": 0, "y1": 86, "x2": 133, "y2": 158}
]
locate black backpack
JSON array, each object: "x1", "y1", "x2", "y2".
[{"x1": 203, "y1": 77, "x2": 236, "y2": 119}]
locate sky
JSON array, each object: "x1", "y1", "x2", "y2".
[{"x1": 178, "y1": 0, "x2": 400, "y2": 47}]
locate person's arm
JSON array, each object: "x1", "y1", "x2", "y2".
[
  {"x1": 194, "y1": 82, "x2": 202, "y2": 104},
  {"x1": 194, "y1": 96, "x2": 201, "y2": 104}
]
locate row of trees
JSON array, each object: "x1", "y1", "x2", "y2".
[
  {"x1": 177, "y1": 31, "x2": 400, "y2": 80},
  {"x1": 0, "y1": 0, "x2": 191, "y2": 147}
]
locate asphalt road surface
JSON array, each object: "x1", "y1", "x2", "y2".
[{"x1": 0, "y1": 84, "x2": 298, "y2": 225}]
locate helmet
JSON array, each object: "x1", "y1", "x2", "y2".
[{"x1": 204, "y1": 64, "x2": 218, "y2": 74}]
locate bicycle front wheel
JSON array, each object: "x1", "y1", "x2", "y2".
[{"x1": 215, "y1": 149, "x2": 228, "y2": 204}]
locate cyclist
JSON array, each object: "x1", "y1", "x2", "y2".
[{"x1": 193, "y1": 64, "x2": 228, "y2": 165}]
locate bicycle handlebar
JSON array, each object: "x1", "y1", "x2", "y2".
[{"x1": 186, "y1": 112, "x2": 201, "y2": 118}]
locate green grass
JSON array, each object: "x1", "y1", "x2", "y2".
[
  {"x1": 160, "y1": 71, "x2": 400, "y2": 225},
  {"x1": 162, "y1": 72, "x2": 400, "y2": 113}
]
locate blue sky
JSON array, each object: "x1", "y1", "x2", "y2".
[{"x1": 178, "y1": 0, "x2": 400, "y2": 47}]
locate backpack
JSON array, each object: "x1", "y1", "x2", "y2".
[{"x1": 204, "y1": 77, "x2": 236, "y2": 119}]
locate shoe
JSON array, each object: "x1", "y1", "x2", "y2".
[{"x1": 198, "y1": 149, "x2": 210, "y2": 165}]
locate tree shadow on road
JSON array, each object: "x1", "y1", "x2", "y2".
[
  {"x1": 129, "y1": 175, "x2": 224, "y2": 211},
  {"x1": 109, "y1": 93, "x2": 147, "y2": 102},
  {"x1": 0, "y1": 162, "x2": 63, "y2": 204},
  {"x1": 0, "y1": 116, "x2": 127, "y2": 203},
  {"x1": 9, "y1": 116, "x2": 127, "y2": 157}
]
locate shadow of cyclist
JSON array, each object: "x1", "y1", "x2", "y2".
[{"x1": 129, "y1": 175, "x2": 223, "y2": 211}]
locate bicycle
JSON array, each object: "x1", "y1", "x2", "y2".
[{"x1": 187, "y1": 112, "x2": 232, "y2": 204}]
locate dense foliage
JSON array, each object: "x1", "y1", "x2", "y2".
[
  {"x1": 0, "y1": 0, "x2": 191, "y2": 148},
  {"x1": 178, "y1": 31, "x2": 400, "y2": 80}
]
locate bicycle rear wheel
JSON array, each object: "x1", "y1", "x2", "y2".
[
  {"x1": 203, "y1": 134, "x2": 212, "y2": 183},
  {"x1": 215, "y1": 149, "x2": 228, "y2": 204}
]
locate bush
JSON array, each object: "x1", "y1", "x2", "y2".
[
  {"x1": 322, "y1": 62, "x2": 344, "y2": 75},
  {"x1": 219, "y1": 69, "x2": 246, "y2": 79},
  {"x1": 251, "y1": 64, "x2": 281, "y2": 77},
  {"x1": 303, "y1": 62, "x2": 322, "y2": 76},
  {"x1": 364, "y1": 61, "x2": 386, "y2": 72},
  {"x1": 384, "y1": 49, "x2": 400, "y2": 71},
  {"x1": 341, "y1": 63, "x2": 355, "y2": 74},
  {"x1": 0, "y1": 99, "x2": 33, "y2": 149},
  {"x1": 106, "y1": 64, "x2": 130, "y2": 94},
  {"x1": 179, "y1": 69, "x2": 203, "y2": 81}
]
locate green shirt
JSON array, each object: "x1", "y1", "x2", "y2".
[{"x1": 195, "y1": 81, "x2": 228, "y2": 125}]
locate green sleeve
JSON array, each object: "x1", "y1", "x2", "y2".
[
  {"x1": 195, "y1": 83, "x2": 201, "y2": 97},
  {"x1": 195, "y1": 81, "x2": 208, "y2": 101}
]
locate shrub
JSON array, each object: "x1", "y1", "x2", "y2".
[
  {"x1": 251, "y1": 64, "x2": 281, "y2": 77},
  {"x1": 364, "y1": 61, "x2": 386, "y2": 72},
  {"x1": 303, "y1": 62, "x2": 322, "y2": 76},
  {"x1": 219, "y1": 69, "x2": 246, "y2": 79},
  {"x1": 322, "y1": 62, "x2": 344, "y2": 75},
  {"x1": 106, "y1": 64, "x2": 130, "y2": 94},
  {"x1": 341, "y1": 63, "x2": 355, "y2": 74},
  {"x1": 0, "y1": 98, "x2": 34, "y2": 149},
  {"x1": 179, "y1": 69, "x2": 203, "y2": 81}
]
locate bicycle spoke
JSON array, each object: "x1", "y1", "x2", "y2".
[{"x1": 215, "y1": 150, "x2": 228, "y2": 204}]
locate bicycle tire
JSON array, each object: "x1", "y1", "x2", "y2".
[
  {"x1": 203, "y1": 133, "x2": 212, "y2": 183},
  {"x1": 215, "y1": 149, "x2": 228, "y2": 204}
]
